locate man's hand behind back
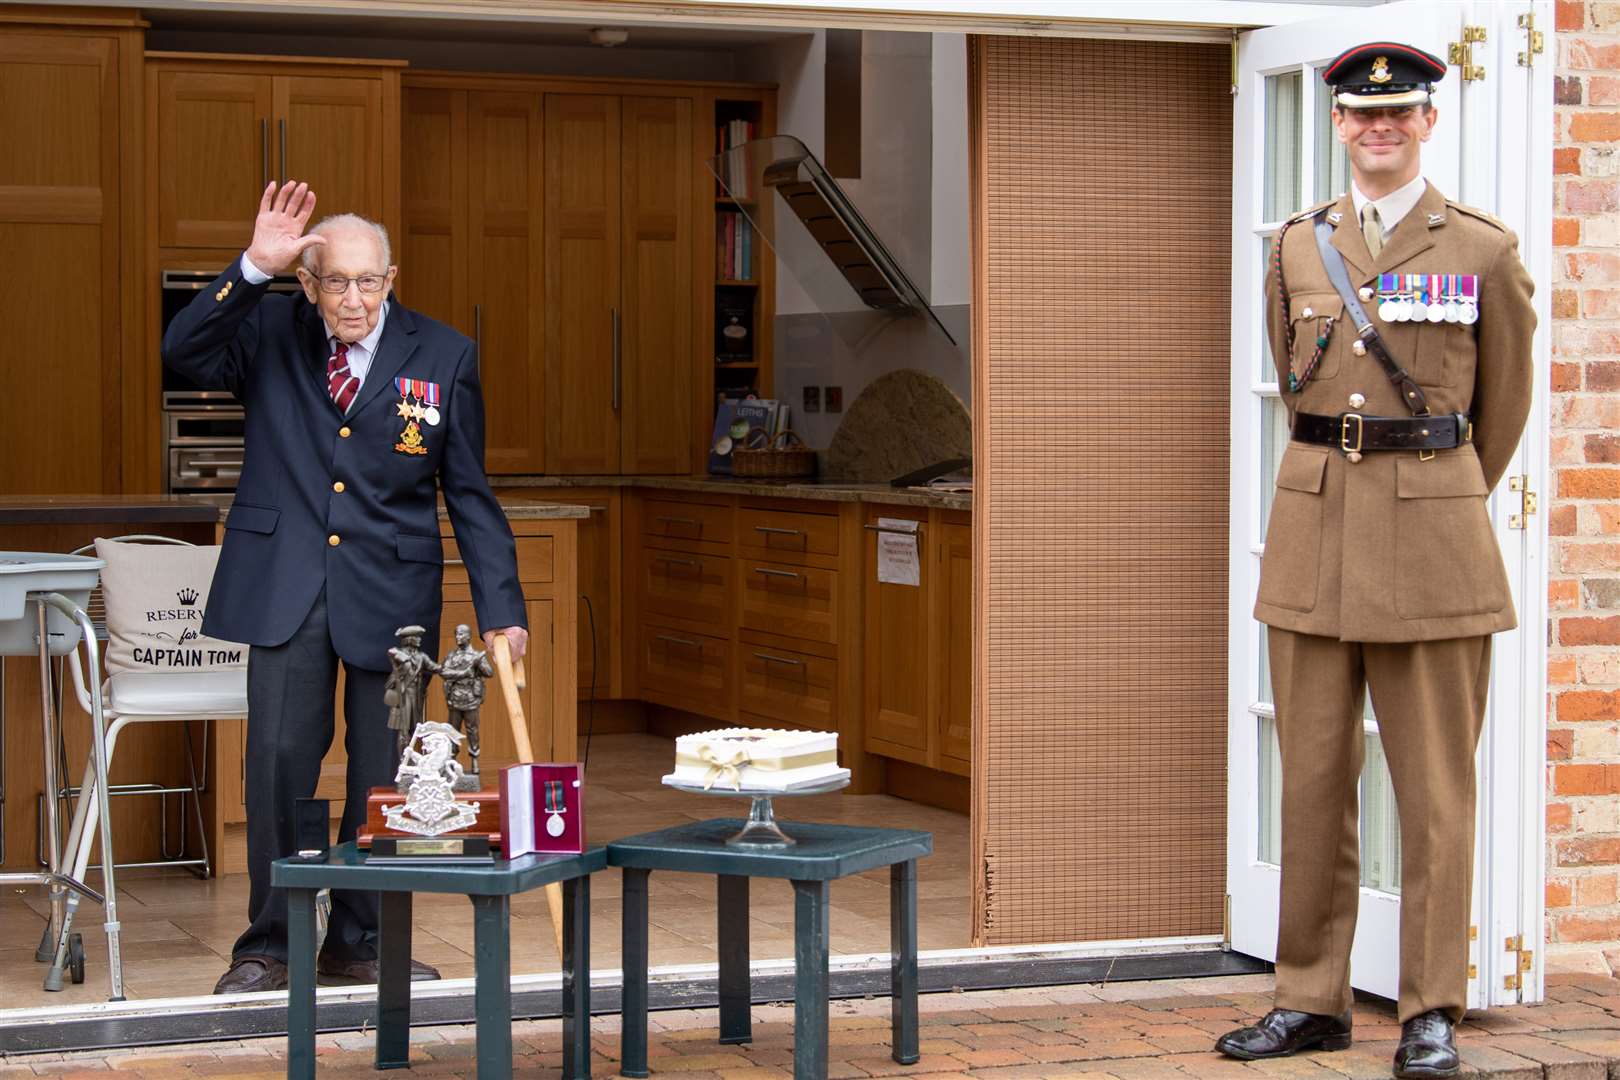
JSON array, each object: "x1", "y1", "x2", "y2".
[{"x1": 245, "y1": 180, "x2": 325, "y2": 274}]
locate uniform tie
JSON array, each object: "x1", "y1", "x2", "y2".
[
  {"x1": 1361, "y1": 204, "x2": 1384, "y2": 258},
  {"x1": 326, "y1": 341, "x2": 358, "y2": 413}
]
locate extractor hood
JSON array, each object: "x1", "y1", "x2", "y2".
[{"x1": 710, "y1": 133, "x2": 958, "y2": 346}]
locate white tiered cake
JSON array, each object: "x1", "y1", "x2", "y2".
[{"x1": 663, "y1": 727, "x2": 849, "y2": 792}]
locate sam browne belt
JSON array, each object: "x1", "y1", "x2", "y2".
[{"x1": 1293, "y1": 411, "x2": 1472, "y2": 455}]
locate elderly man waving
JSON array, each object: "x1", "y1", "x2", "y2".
[{"x1": 164, "y1": 181, "x2": 528, "y2": 993}]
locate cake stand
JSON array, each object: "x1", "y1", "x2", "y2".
[{"x1": 662, "y1": 774, "x2": 850, "y2": 848}]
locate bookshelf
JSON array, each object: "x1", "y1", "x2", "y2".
[{"x1": 696, "y1": 91, "x2": 775, "y2": 469}]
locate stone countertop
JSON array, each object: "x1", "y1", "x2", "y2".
[
  {"x1": 0, "y1": 495, "x2": 221, "y2": 525},
  {"x1": 436, "y1": 497, "x2": 589, "y2": 521},
  {"x1": 491, "y1": 475, "x2": 972, "y2": 512}
]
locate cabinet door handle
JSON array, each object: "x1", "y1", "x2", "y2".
[
  {"x1": 656, "y1": 516, "x2": 698, "y2": 527},
  {"x1": 655, "y1": 633, "x2": 700, "y2": 649},
  {"x1": 278, "y1": 118, "x2": 287, "y2": 185},
  {"x1": 752, "y1": 652, "x2": 804, "y2": 667},
  {"x1": 753, "y1": 526, "x2": 803, "y2": 537},
  {"x1": 654, "y1": 555, "x2": 699, "y2": 569},
  {"x1": 260, "y1": 118, "x2": 269, "y2": 191},
  {"x1": 611, "y1": 308, "x2": 621, "y2": 411},
  {"x1": 753, "y1": 567, "x2": 801, "y2": 580}
]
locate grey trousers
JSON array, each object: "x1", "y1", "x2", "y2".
[{"x1": 232, "y1": 588, "x2": 398, "y2": 964}]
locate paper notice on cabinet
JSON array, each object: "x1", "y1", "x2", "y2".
[{"x1": 875, "y1": 518, "x2": 920, "y2": 587}]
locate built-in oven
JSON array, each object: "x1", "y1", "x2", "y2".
[{"x1": 159, "y1": 269, "x2": 300, "y2": 503}]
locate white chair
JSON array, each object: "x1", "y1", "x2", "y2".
[{"x1": 46, "y1": 536, "x2": 247, "y2": 993}]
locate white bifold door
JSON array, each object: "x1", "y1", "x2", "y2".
[{"x1": 1227, "y1": 0, "x2": 1553, "y2": 1009}]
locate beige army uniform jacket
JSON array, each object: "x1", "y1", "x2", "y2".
[{"x1": 1254, "y1": 182, "x2": 1535, "y2": 643}]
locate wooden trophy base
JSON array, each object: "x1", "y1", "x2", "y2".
[{"x1": 356, "y1": 785, "x2": 504, "y2": 850}]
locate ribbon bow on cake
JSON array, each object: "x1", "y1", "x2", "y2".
[{"x1": 698, "y1": 744, "x2": 752, "y2": 791}]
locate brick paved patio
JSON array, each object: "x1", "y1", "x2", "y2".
[{"x1": 7, "y1": 972, "x2": 1620, "y2": 1079}]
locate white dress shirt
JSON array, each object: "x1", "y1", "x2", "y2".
[
  {"x1": 240, "y1": 253, "x2": 389, "y2": 397},
  {"x1": 1349, "y1": 172, "x2": 1428, "y2": 241}
]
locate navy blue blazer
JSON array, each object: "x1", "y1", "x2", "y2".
[{"x1": 162, "y1": 258, "x2": 525, "y2": 672}]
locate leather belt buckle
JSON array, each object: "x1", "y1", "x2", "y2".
[{"x1": 1340, "y1": 413, "x2": 1364, "y2": 463}]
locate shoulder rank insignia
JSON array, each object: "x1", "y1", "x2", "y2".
[
  {"x1": 1327, "y1": 211, "x2": 1343, "y2": 224},
  {"x1": 1427, "y1": 212, "x2": 1446, "y2": 226},
  {"x1": 1445, "y1": 201, "x2": 1510, "y2": 232}
]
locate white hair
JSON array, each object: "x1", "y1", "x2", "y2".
[{"x1": 301, "y1": 213, "x2": 392, "y2": 273}]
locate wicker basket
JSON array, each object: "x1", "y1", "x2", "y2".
[{"x1": 731, "y1": 428, "x2": 817, "y2": 479}]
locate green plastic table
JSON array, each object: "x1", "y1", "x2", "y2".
[
  {"x1": 607, "y1": 818, "x2": 932, "y2": 1080},
  {"x1": 272, "y1": 841, "x2": 606, "y2": 1080}
]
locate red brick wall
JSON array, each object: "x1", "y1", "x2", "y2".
[{"x1": 1548, "y1": 1, "x2": 1620, "y2": 975}]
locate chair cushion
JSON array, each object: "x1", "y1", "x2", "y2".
[
  {"x1": 106, "y1": 670, "x2": 249, "y2": 717},
  {"x1": 94, "y1": 539, "x2": 249, "y2": 676}
]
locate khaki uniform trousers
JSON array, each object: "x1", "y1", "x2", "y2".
[{"x1": 1268, "y1": 628, "x2": 1492, "y2": 1024}]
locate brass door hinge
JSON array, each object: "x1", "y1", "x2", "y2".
[
  {"x1": 1450, "y1": 25, "x2": 1487, "y2": 82},
  {"x1": 1504, "y1": 934, "x2": 1534, "y2": 991},
  {"x1": 1509, "y1": 475, "x2": 1538, "y2": 529},
  {"x1": 1518, "y1": 12, "x2": 1545, "y2": 68}
]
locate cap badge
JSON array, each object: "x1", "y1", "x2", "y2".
[{"x1": 1369, "y1": 56, "x2": 1393, "y2": 84}]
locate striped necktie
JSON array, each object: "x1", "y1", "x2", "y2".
[{"x1": 326, "y1": 341, "x2": 359, "y2": 413}]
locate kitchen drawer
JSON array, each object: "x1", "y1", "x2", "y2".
[
  {"x1": 738, "y1": 506, "x2": 838, "y2": 560},
  {"x1": 644, "y1": 498, "x2": 732, "y2": 546},
  {"x1": 739, "y1": 559, "x2": 838, "y2": 644},
  {"x1": 444, "y1": 535, "x2": 554, "y2": 586},
  {"x1": 638, "y1": 547, "x2": 732, "y2": 628},
  {"x1": 740, "y1": 646, "x2": 837, "y2": 732},
  {"x1": 640, "y1": 624, "x2": 730, "y2": 703}
]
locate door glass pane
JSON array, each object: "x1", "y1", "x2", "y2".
[
  {"x1": 1264, "y1": 71, "x2": 1304, "y2": 221},
  {"x1": 1361, "y1": 730, "x2": 1402, "y2": 893},
  {"x1": 1260, "y1": 396, "x2": 1291, "y2": 531},
  {"x1": 1260, "y1": 234, "x2": 1277, "y2": 381},
  {"x1": 1314, "y1": 70, "x2": 1352, "y2": 203},
  {"x1": 1259, "y1": 714, "x2": 1282, "y2": 865}
]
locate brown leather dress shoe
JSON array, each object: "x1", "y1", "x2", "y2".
[
  {"x1": 1394, "y1": 1010, "x2": 1459, "y2": 1079},
  {"x1": 316, "y1": 953, "x2": 441, "y2": 985},
  {"x1": 213, "y1": 954, "x2": 288, "y2": 994},
  {"x1": 1215, "y1": 1008, "x2": 1353, "y2": 1059}
]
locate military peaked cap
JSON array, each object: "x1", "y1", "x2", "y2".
[{"x1": 1323, "y1": 42, "x2": 1446, "y2": 109}]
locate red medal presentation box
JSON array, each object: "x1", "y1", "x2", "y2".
[{"x1": 501, "y1": 763, "x2": 585, "y2": 856}]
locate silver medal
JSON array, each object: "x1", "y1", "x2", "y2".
[
  {"x1": 1379, "y1": 298, "x2": 1400, "y2": 322},
  {"x1": 1459, "y1": 303, "x2": 1479, "y2": 326},
  {"x1": 1396, "y1": 297, "x2": 1415, "y2": 322},
  {"x1": 1426, "y1": 301, "x2": 1446, "y2": 323},
  {"x1": 546, "y1": 812, "x2": 565, "y2": 837},
  {"x1": 1444, "y1": 300, "x2": 1461, "y2": 323},
  {"x1": 423, "y1": 405, "x2": 441, "y2": 427}
]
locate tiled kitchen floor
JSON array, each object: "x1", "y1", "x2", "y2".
[{"x1": 0, "y1": 733, "x2": 970, "y2": 1007}]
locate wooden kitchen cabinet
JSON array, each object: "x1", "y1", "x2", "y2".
[
  {"x1": 150, "y1": 55, "x2": 401, "y2": 251},
  {"x1": 0, "y1": 13, "x2": 142, "y2": 496},
  {"x1": 545, "y1": 93, "x2": 693, "y2": 475},
  {"x1": 863, "y1": 507, "x2": 972, "y2": 777},
  {"x1": 401, "y1": 86, "x2": 545, "y2": 473}
]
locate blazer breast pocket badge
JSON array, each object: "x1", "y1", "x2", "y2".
[{"x1": 393, "y1": 377, "x2": 441, "y2": 456}]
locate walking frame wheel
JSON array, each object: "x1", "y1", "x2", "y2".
[{"x1": 68, "y1": 932, "x2": 85, "y2": 984}]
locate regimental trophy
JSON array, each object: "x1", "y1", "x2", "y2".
[{"x1": 361, "y1": 624, "x2": 500, "y2": 862}]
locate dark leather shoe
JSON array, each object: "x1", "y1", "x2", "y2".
[
  {"x1": 316, "y1": 953, "x2": 441, "y2": 985},
  {"x1": 1395, "y1": 1010, "x2": 1459, "y2": 1079},
  {"x1": 213, "y1": 954, "x2": 288, "y2": 994},
  {"x1": 1215, "y1": 1008, "x2": 1353, "y2": 1059}
]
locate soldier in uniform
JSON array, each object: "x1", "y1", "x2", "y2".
[
  {"x1": 438, "y1": 623, "x2": 494, "y2": 777},
  {"x1": 385, "y1": 625, "x2": 438, "y2": 757},
  {"x1": 1215, "y1": 43, "x2": 1535, "y2": 1079}
]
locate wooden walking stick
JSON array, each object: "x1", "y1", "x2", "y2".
[{"x1": 491, "y1": 633, "x2": 567, "y2": 957}]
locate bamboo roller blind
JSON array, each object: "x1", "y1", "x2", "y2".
[{"x1": 973, "y1": 36, "x2": 1232, "y2": 944}]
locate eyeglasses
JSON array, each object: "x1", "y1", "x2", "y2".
[{"x1": 314, "y1": 274, "x2": 388, "y2": 295}]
